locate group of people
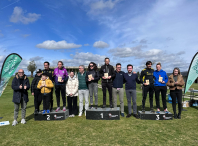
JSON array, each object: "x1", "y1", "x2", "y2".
[{"x1": 11, "y1": 57, "x2": 185, "y2": 126}]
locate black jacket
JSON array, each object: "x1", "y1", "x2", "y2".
[
  {"x1": 42, "y1": 68, "x2": 54, "y2": 82},
  {"x1": 99, "y1": 64, "x2": 115, "y2": 83},
  {"x1": 140, "y1": 68, "x2": 154, "y2": 84},
  {"x1": 31, "y1": 74, "x2": 41, "y2": 93},
  {"x1": 85, "y1": 69, "x2": 100, "y2": 83},
  {"x1": 112, "y1": 71, "x2": 125, "y2": 88},
  {"x1": 12, "y1": 74, "x2": 30, "y2": 103}
]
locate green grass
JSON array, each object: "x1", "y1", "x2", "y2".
[{"x1": 0, "y1": 77, "x2": 198, "y2": 146}]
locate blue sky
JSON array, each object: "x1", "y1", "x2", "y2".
[{"x1": 0, "y1": 0, "x2": 198, "y2": 74}]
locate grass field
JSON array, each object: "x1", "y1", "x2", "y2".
[{"x1": 0, "y1": 77, "x2": 198, "y2": 146}]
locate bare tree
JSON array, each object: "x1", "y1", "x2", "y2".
[{"x1": 27, "y1": 60, "x2": 37, "y2": 78}]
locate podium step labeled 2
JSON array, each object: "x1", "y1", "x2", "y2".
[
  {"x1": 86, "y1": 107, "x2": 120, "y2": 120},
  {"x1": 138, "y1": 111, "x2": 173, "y2": 120},
  {"x1": 34, "y1": 110, "x2": 69, "y2": 121}
]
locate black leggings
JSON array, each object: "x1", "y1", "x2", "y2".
[
  {"x1": 142, "y1": 84, "x2": 154, "y2": 109},
  {"x1": 170, "y1": 89, "x2": 182, "y2": 115},
  {"x1": 42, "y1": 93, "x2": 51, "y2": 110},
  {"x1": 34, "y1": 89, "x2": 42, "y2": 111},
  {"x1": 55, "y1": 85, "x2": 66, "y2": 107},
  {"x1": 154, "y1": 86, "x2": 167, "y2": 109},
  {"x1": 67, "y1": 96, "x2": 78, "y2": 115}
]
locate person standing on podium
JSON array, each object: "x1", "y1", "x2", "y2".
[
  {"x1": 153, "y1": 63, "x2": 169, "y2": 114},
  {"x1": 112, "y1": 63, "x2": 125, "y2": 117},
  {"x1": 99, "y1": 57, "x2": 115, "y2": 108},
  {"x1": 42, "y1": 61, "x2": 54, "y2": 112},
  {"x1": 123, "y1": 64, "x2": 141, "y2": 119},
  {"x1": 53, "y1": 61, "x2": 68, "y2": 112},
  {"x1": 140, "y1": 61, "x2": 155, "y2": 113},
  {"x1": 86, "y1": 62, "x2": 100, "y2": 109}
]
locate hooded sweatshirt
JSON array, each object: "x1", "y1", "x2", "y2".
[
  {"x1": 53, "y1": 66, "x2": 68, "y2": 85},
  {"x1": 153, "y1": 69, "x2": 168, "y2": 86}
]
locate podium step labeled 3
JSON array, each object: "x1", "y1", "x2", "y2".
[
  {"x1": 34, "y1": 110, "x2": 69, "y2": 121},
  {"x1": 86, "y1": 107, "x2": 120, "y2": 120},
  {"x1": 138, "y1": 111, "x2": 173, "y2": 120}
]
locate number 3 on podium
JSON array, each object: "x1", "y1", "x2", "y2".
[{"x1": 100, "y1": 113, "x2": 103, "y2": 118}]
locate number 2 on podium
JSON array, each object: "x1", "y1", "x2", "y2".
[{"x1": 100, "y1": 113, "x2": 103, "y2": 118}]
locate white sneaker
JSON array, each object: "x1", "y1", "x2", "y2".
[
  {"x1": 12, "y1": 120, "x2": 18, "y2": 126},
  {"x1": 78, "y1": 112, "x2": 82, "y2": 117},
  {"x1": 85, "y1": 110, "x2": 86, "y2": 116},
  {"x1": 72, "y1": 114, "x2": 75, "y2": 117},
  {"x1": 21, "y1": 119, "x2": 26, "y2": 124},
  {"x1": 69, "y1": 115, "x2": 72, "y2": 117}
]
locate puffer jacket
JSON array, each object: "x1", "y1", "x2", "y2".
[
  {"x1": 66, "y1": 75, "x2": 79, "y2": 97},
  {"x1": 37, "y1": 78, "x2": 54, "y2": 93}
]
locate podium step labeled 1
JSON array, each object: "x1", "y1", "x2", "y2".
[
  {"x1": 138, "y1": 111, "x2": 173, "y2": 120},
  {"x1": 86, "y1": 107, "x2": 120, "y2": 120},
  {"x1": 34, "y1": 110, "x2": 69, "y2": 121}
]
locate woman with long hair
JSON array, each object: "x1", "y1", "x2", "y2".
[
  {"x1": 167, "y1": 67, "x2": 185, "y2": 119},
  {"x1": 86, "y1": 62, "x2": 100, "y2": 109}
]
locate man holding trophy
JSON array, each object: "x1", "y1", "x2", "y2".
[
  {"x1": 53, "y1": 61, "x2": 68, "y2": 112},
  {"x1": 99, "y1": 57, "x2": 115, "y2": 108},
  {"x1": 140, "y1": 61, "x2": 155, "y2": 113},
  {"x1": 153, "y1": 63, "x2": 169, "y2": 114}
]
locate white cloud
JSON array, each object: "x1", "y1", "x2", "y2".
[
  {"x1": 29, "y1": 56, "x2": 43, "y2": 61},
  {"x1": 0, "y1": 55, "x2": 5, "y2": 63},
  {"x1": 93, "y1": 41, "x2": 109, "y2": 48},
  {"x1": 10, "y1": 6, "x2": 41, "y2": 24},
  {"x1": 22, "y1": 34, "x2": 31, "y2": 38},
  {"x1": 84, "y1": 44, "x2": 89, "y2": 46},
  {"x1": 88, "y1": 0, "x2": 121, "y2": 15},
  {"x1": 36, "y1": 40, "x2": 82, "y2": 49}
]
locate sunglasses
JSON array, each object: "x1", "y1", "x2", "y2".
[
  {"x1": 18, "y1": 72, "x2": 24, "y2": 73},
  {"x1": 90, "y1": 65, "x2": 94, "y2": 67}
]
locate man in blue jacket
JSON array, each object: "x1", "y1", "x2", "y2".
[
  {"x1": 11, "y1": 69, "x2": 30, "y2": 126},
  {"x1": 112, "y1": 63, "x2": 125, "y2": 117},
  {"x1": 153, "y1": 63, "x2": 169, "y2": 114},
  {"x1": 123, "y1": 64, "x2": 141, "y2": 118}
]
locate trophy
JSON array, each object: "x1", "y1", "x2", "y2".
[
  {"x1": 104, "y1": 73, "x2": 108, "y2": 79},
  {"x1": 159, "y1": 77, "x2": 163, "y2": 82},
  {"x1": 41, "y1": 81, "x2": 46, "y2": 86},
  {"x1": 146, "y1": 79, "x2": 150, "y2": 85},
  {"x1": 58, "y1": 76, "x2": 62, "y2": 82},
  {"x1": 88, "y1": 74, "x2": 92, "y2": 80}
]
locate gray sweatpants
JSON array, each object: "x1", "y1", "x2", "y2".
[
  {"x1": 14, "y1": 97, "x2": 27, "y2": 120},
  {"x1": 88, "y1": 82, "x2": 98, "y2": 105},
  {"x1": 125, "y1": 90, "x2": 137, "y2": 114},
  {"x1": 78, "y1": 90, "x2": 89, "y2": 113},
  {"x1": 112, "y1": 88, "x2": 124, "y2": 113}
]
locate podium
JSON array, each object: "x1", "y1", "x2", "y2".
[
  {"x1": 86, "y1": 107, "x2": 120, "y2": 120},
  {"x1": 138, "y1": 111, "x2": 173, "y2": 120},
  {"x1": 34, "y1": 110, "x2": 69, "y2": 121}
]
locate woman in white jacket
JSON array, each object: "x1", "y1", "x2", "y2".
[{"x1": 66, "y1": 71, "x2": 79, "y2": 117}]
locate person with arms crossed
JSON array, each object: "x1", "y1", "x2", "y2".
[
  {"x1": 124, "y1": 64, "x2": 141, "y2": 118},
  {"x1": 153, "y1": 63, "x2": 169, "y2": 114},
  {"x1": 12, "y1": 69, "x2": 30, "y2": 126},
  {"x1": 99, "y1": 57, "x2": 115, "y2": 108}
]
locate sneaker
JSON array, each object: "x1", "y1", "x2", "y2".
[
  {"x1": 177, "y1": 114, "x2": 181, "y2": 119},
  {"x1": 150, "y1": 108, "x2": 155, "y2": 113},
  {"x1": 121, "y1": 113, "x2": 125, "y2": 117},
  {"x1": 72, "y1": 114, "x2": 75, "y2": 117},
  {"x1": 164, "y1": 108, "x2": 169, "y2": 114},
  {"x1": 12, "y1": 120, "x2": 18, "y2": 126},
  {"x1": 47, "y1": 110, "x2": 50, "y2": 114},
  {"x1": 21, "y1": 119, "x2": 26, "y2": 124},
  {"x1": 126, "y1": 114, "x2": 132, "y2": 118},
  {"x1": 63, "y1": 107, "x2": 66, "y2": 111},
  {"x1": 142, "y1": 108, "x2": 145, "y2": 113},
  {"x1": 69, "y1": 115, "x2": 72, "y2": 117},
  {"x1": 156, "y1": 108, "x2": 160, "y2": 114},
  {"x1": 110, "y1": 105, "x2": 113, "y2": 108},
  {"x1": 174, "y1": 114, "x2": 177, "y2": 119},
  {"x1": 133, "y1": 114, "x2": 139, "y2": 119},
  {"x1": 89, "y1": 105, "x2": 93, "y2": 109},
  {"x1": 78, "y1": 112, "x2": 82, "y2": 117},
  {"x1": 55, "y1": 107, "x2": 60, "y2": 112},
  {"x1": 42, "y1": 110, "x2": 46, "y2": 114},
  {"x1": 95, "y1": 105, "x2": 98, "y2": 109}
]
